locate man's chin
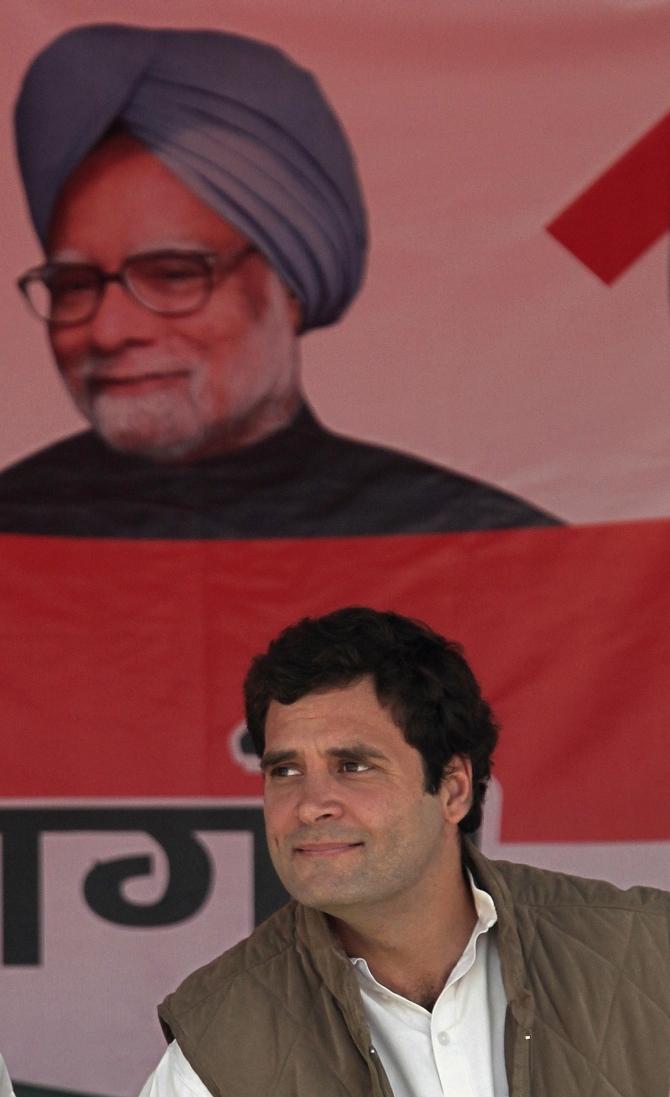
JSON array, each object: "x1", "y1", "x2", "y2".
[
  {"x1": 275, "y1": 870, "x2": 364, "y2": 914},
  {"x1": 86, "y1": 405, "x2": 207, "y2": 463}
]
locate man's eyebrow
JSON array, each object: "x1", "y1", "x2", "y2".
[
  {"x1": 47, "y1": 248, "x2": 90, "y2": 263},
  {"x1": 126, "y1": 239, "x2": 215, "y2": 256},
  {"x1": 326, "y1": 743, "x2": 390, "y2": 762}
]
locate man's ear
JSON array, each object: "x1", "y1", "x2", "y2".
[{"x1": 438, "y1": 755, "x2": 473, "y2": 826}]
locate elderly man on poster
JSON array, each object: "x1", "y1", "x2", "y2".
[
  {"x1": 2, "y1": 23, "x2": 556, "y2": 538},
  {"x1": 140, "y1": 606, "x2": 670, "y2": 1097}
]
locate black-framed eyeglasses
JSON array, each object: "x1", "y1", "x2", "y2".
[{"x1": 17, "y1": 245, "x2": 256, "y2": 327}]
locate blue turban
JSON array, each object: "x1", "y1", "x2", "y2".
[{"x1": 14, "y1": 23, "x2": 367, "y2": 330}]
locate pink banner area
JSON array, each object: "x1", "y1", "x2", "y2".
[
  {"x1": 3, "y1": 1, "x2": 670, "y2": 524},
  {"x1": 1, "y1": 3, "x2": 670, "y2": 1095}
]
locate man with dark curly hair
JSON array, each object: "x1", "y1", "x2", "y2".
[{"x1": 142, "y1": 606, "x2": 670, "y2": 1097}]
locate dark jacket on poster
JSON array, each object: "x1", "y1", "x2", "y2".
[
  {"x1": 158, "y1": 841, "x2": 670, "y2": 1097},
  {"x1": 0, "y1": 405, "x2": 558, "y2": 538}
]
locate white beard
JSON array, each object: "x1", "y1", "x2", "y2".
[
  {"x1": 60, "y1": 273, "x2": 302, "y2": 462},
  {"x1": 84, "y1": 378, "x2": 212, "y2": 461}
]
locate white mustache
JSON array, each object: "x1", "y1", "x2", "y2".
[{"x1": 77, "y1": 354, "x2": 194, "y2": 380}]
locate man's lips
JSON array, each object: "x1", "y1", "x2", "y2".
[
  {"x1": 293, "y1": 842, "x2": 364, "y2": 857},
  {"x1": 89, "y1": 370, "x2": 189, "y2": 394}
]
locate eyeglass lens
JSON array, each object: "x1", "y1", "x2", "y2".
[
  {"x1": 126, "y1": 253, "x2": 213, "y2": 311},
  {"x1": 23, "y1": 252, "x2": 215, "y2": 324},
  {"x1": 25, "y1": 266, "x2": 99, "y2": 325}
]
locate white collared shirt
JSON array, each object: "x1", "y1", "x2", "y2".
[
  {"x1": 350, "y1": 876, "x2": 508, "y2": 1097},
  {"x1": 0, "y1": 1055, "x2": 16, "y2": 1097},
  {"x1": 139, "y1": 877, "x2": 508, "y2": 1097}
]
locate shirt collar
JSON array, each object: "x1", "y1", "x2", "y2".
[{"x1": 350, "y1": 870, "x2": 498, "y2": 995}]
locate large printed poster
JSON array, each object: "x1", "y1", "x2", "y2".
[{"x1": 1, "y1": 3, "x2": 670, "y2": 1094}]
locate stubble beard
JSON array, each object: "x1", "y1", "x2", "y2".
[
  {"x1": 275, "y1": 855, "x2": 367, "y2": 913},
  {"x1": 271, "y1": 807, "x2": 449, "y2": 918}
]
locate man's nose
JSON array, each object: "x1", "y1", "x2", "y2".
[
  {"x1": 294, "y1": 773, "x2": 344, "y2": 825},
  {"x1": 86, "y1": 281, "x2": 161, "y2": 352}
]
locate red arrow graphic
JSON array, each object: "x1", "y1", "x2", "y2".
[{"x1": 547, "y1": 111, "x2": 670, "y2": 283}]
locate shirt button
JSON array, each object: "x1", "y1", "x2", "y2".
[{"x1": 437, "y1": 1031, "x2": 449, "y2": 1045}]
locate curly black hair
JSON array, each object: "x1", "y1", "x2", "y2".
[{"x1": 244, "y1": 606, "x2": 498, "y2": 833}]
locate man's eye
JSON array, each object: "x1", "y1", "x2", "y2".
[
  {"x1": 268, "y1": 764, "x2": 301, "y2": 778},
  {"x1": 137, "y1": 258, "x2": 203, "y2": 282},
  {"x1": 50, "y1": 270, "x2": 97, "y2": 296},
  {"x1": 339, "y1": 760, "x2": 371, "y2": 773}
]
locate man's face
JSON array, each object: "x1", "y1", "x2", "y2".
[
  {"x1": 46, "y1": 133, "x2": 301, "y2": 461},
  {"x1": 262, "y1": 677, "x2": 469, "y2": 921}
]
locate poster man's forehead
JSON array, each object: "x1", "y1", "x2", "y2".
[{"x1": 15, "y1": 22, "x2": 368, "y2": 331}]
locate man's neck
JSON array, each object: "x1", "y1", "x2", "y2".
[
  {"x1": 155, "y1": 389, "x2": 305, "y2": 464},
  {"x1": 329, "y1": 852, "x2": 477, "y2": 1011}
]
